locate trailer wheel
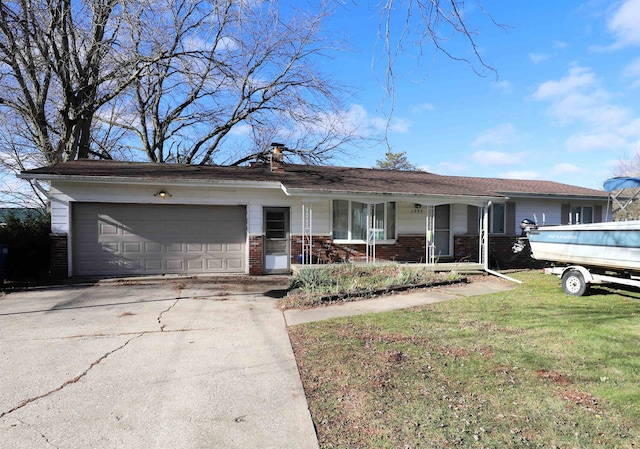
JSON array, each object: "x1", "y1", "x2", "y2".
[{"x1": 561, "y1": 269, "x2": 590, "y2": 296}]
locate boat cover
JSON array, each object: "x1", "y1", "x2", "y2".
[{"x1": 603, "y1": 177, "x2": 640, "y2": 192}]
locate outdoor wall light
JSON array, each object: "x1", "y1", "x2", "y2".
[{"x1": 155, "y1": 190, "x2": 171, "y2": 199}]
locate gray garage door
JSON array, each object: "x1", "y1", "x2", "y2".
[{"x1": 72, "y1": 203, "x2": 246, "y2": 276}]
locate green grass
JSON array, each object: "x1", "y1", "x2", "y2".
[
  {"x1": 289, "y1": 270, "x2": 640, "y2": 448},
  {"x1": 280, "y1": 264, "x2": 463, "y2": 309}
]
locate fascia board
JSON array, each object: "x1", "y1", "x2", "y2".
[
  {"x1": 18, "y1": 173, "x2": 283, "y2": 190},
  {"x1": 281, "y1": 187, "x2": 505, "y2": 205},
  {"x1": 498, "y1": 192, "x2": 608, "y2": 201}
]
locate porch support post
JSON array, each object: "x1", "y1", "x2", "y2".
[
  {"x1": 425, "y1": 205, "x2": 435, "y2": 264},
  {"x1": 301, "y1": 203, "x2": 313, "y2": 265},
  {"x1": 482, "y1": 203, "x2": 490, "y2": 270},
  {"x1": 483, "y1": 201, "x2": 523, "y2": 284},
  {"x1": 366, "y1": 203, "x2": 376, "y2": 264}
]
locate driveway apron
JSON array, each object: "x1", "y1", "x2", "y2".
[{"x1": 0, "y1": 281, "x2": 318, "y2": 449}]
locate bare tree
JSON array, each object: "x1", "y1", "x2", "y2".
[
  {"x1": 610, "y1": 150, "x2": 640, "y2": 220},
  {"x1": 0, "y1": 0, "x2": 504, "y2": 206},
  {"x1": 371, "y1": 0, "x2": 504, "y2": 139},
  {"x1": 0, "y1": 0, "x2": 164, "y2": 205},
  {"x1": 105, "y1": 0, "x2": 363, "y2": 166},
  {"x1": 0, "y1": 0, "x2": 151, "y2": 164}
]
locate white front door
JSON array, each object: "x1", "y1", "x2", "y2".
[{"x1": 263, "y1": 208, "x2": 290, "y2": 273}]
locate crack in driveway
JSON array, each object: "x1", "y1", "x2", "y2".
[
  {"x1": 12, "y1": 418, "x2": 58, "y2": 449},
  {"x1": 158, "y1": 298, "x2": 180, "y2": 331},
  {"x1": 0, "y1": 333, "x2": 145, "y2": 420}
]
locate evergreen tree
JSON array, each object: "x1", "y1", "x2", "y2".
[{"x1": 376, "y1": 150, "x2": 417, "y2": 171}]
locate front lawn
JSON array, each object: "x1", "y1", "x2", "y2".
[{"x1": 289, "y1": 270, "x2": 640, "y2": 448}]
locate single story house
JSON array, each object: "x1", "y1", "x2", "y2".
[{"x1": 20, "y1": 152, "x2": 610, "y2": 278}]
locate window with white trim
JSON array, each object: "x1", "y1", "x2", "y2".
[
  {"x1": 570, "y1": 205, "x2": 593, "y2": 224},
  {"x1": 332, "y1": 200, "x2": 396, "y2": 241},
  {"x1": 490, "y1": 203, "x2": 506, "y2": 234}
]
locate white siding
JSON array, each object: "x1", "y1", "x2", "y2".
[
  {"x1": 398, "y1": 202, "x2": 429, "y2": 234},
  {"x1": 290, "y1": 199, "x2": 331, "y2": 236},
  {"x1": 513, "y1": 198, "x2": 609, "y2": 234},
  {"x1": 50, "y1": 195, "x2": 70, "y2": 234},
  {"x1": 51, "y1": 180, "x2": 290, "y2": 236}
]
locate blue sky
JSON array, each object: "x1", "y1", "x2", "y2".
[{"x1": 323, "y1": 0, "x2": 640, "y2": 190}]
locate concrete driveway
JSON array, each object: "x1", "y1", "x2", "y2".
[{"x1": 0, "y1": 279, "x2": 318, "y2": 449}]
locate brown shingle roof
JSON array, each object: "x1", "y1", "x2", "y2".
[{"x1": 21, "y1": 160, "x2": 609, "y2": 199}]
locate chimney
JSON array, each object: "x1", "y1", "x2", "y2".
[{"x1": 270, "y1": 142, "x2": 285, "y2": 172}]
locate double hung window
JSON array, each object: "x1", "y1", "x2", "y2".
[
  {"x1": 570, "y1": 205, "x2": 593, "y2": 224},
  {"x1": 332, "y1": 200, "x2": 396, "y2": 241},
  {"x1": 490, "y1": 203, "x2": 506, "y2": 234}
]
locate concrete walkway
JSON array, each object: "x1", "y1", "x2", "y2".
[{"x1": 284, "y1": 278, "x2": 515, "y2": 326}]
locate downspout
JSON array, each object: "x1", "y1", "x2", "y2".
[{"x1": 483, "y1": 201, "x2": 523, "y2": 284}]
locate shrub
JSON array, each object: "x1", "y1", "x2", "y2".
[
  {"x1": 282, "y1": 263, "x2": 463, "y2": 309},
  {"x1": 0, "y1": 209, "x2": 50, "y2": 279}
]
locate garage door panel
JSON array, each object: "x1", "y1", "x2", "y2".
[
  {"x1": 207, "y1": 259, "x2": 223, "y2": 269},
  {"x1": 73, "y1": 203, "x2": 246, "y2": 276},
  {"x1": 227, "y1": 243, "x2": 243, "y2": 251},
  {"x1": 207, "y1": 243, "x2": 223, "y2": 252},
  {"x1": 145, "y1": 242, "x2": 162, "y2": 252},
  {"x1": 187, "y1": 259, "x2": 204, "y2": 270},
  {"x1": 227, "y1": 259, "x2": 243, "y2": 269}
]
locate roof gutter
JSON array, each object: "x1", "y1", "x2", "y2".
[
  {"x1": 281, "y1": 187, "x2": 505, "y2": 204},
  {"x1": 18, "y1": 173, "x2": 284, "y2": 190}
]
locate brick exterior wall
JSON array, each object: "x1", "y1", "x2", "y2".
[
  {"x1": 488, "y1": 235, "x2": 548, "y2": 270},
  {"x1": 454, "y1": 234, "x2": 548, "y2": 270},
  {"x1": 453, "y1": 235, "x2": 481, "y2": 263},
  {"x1": 49, "y1": 233, "x2": 69, "y2": 278},
  {"x1": 248, "y1": 235, "x2": 263, "y2": 275},
  {"x1": 291, "y1": 234, "x2": 442, "y2": 265},
  {"x1": 290, "y1": 233, "x2": 548, "y2": 271}
]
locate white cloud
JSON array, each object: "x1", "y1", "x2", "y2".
[
  {"x1": 471, "y1": 123, "x2": 517, "y2": 147},
  {"x1": 554, "y1": 41, "x2": 568, "y2": 49},
  {"x1": 550, "y1": 91, "x2": 630, "y2": 127},
  {"x1": 492, "y1": 80, "x2": 512, "y2": 94},
  {"x1": 532, "y1": 66, "x2": 631, "y2": 129},
  {"x1": 565, "y1": 132, "x2": 628, "y2": 152},
  {"x1": 623, "y1": 57, "x2": 640, "y2": 87},
  {"x1": 551, "y1": 163, "x2": 586, "y2": 174},
  {"x1": 619, "y1": 118, "x2": 640, "y2": 136},
  {"x1": 532, "y1": 66, "x2": 596, "y2": 100},
  {"x1": 370, "y1": 116, "x2": 413, "y2": 134},
  {"x1": 499, "y1": 170, "x2": 540, "y2": 180},
  {"x1": 411, "y1": 102, "x2": 435, "y2": 113},
  {"x1": 389, "y1": 118, "x2": 413, "y2": 133},
  {"x1": 437, "y1": 161, "x2": 468, "y2": 174},
  {"x1": 469, "y1": 150, "x2": 525, "y2": 166},
  {"x1": 607, "y1": 0, "x2": 640, "y2": 49},
  {"x1": 529, "y1": 53, "x2": 551, "y2": 64}
]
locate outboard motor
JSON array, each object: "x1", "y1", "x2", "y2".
[
  {"x1": 519, "y1": 218, "x2": 537, "y2": 236},
  {"x1": 512, "y1": 218, "x2": 537, "y2": 253}
]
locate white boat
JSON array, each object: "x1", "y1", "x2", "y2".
[
  {"x1": 527, "y1": 220, "x2": 640, "y2": 272},
  {"x1": 525, "y1": 176, "x2": 640, "y2": 272}
]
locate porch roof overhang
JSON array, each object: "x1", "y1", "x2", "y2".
[{"x1": 281, "y1": 186, "x2": 504, "y2": 206}]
